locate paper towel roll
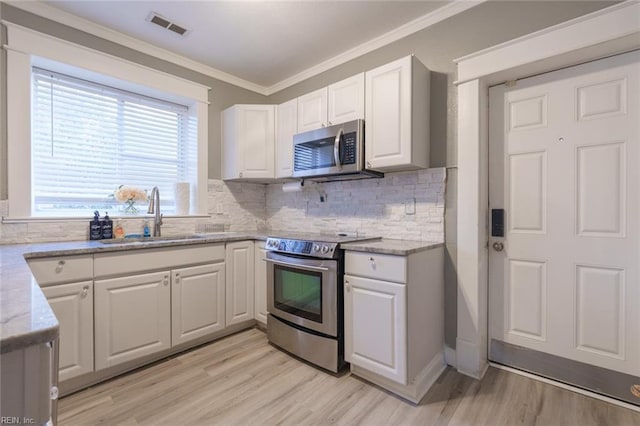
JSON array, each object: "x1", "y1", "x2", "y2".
[
  {"x1": 282, "y1": 182, "x2": 303, "y2": 193},
  {"x1": 175, "y1": 182, "x2": 190, "y2": 215}
]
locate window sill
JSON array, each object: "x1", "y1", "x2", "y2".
[{"x1": 1, "y1": 214, "x2": 211, "y2": 224}]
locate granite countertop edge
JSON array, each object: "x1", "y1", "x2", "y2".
[{"x1": 340, "y1": 239, "x2": 444, "y2": 255}]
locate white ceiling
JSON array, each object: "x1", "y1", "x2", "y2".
[{"x1": 36, "y1": 1, "x2": 462, "y2": 92}]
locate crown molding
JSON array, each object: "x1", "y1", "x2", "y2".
[
  {"x1": 4, "y1": 0, "x2": 484, "y2": 96},
  {"x1": 264, "y1": 1, "x2": 485, "y2": 95},
  {"x1": 4, "y1": 0, "x2": 270, "y2": 95}
]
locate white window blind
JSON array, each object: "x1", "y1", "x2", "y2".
[{"x1": 31, "y1": 67, "x2": 197, "y2": 217}]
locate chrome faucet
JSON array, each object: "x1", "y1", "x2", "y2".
[{"x1": 147, "y1": 186, "x2": 163, "y2": 237}]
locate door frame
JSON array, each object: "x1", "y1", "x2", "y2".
[{"x1": 454, "y1": 1, "x2": 640, "y2": 379}]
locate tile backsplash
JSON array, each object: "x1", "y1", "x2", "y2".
[
  {"x1": 0, "y1": 168, "x2": 445, "y2": 244},
  {"x1": 266, "y1": 168, "x2": 445, "y2": 242}
]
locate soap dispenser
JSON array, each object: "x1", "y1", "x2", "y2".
[
  {"x1": 89, "y1": 211, "x2": 102, "y2": 240},
  {"x1": 142, "y1": 220, "x2": 151, "y2": 238},
  {"x1": 101, "y1": 212, "x2": 113, "y2": 239}
]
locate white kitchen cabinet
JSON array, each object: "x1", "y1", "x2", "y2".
[
  {"x1": 41, "y1": 281, "x2": 94, "y2": 382},
  {"x1": 1, "y1": 342, "x2": 54, "y2": 425},
  {"x1": 344, "y1": 275, "x2": 407, "y2": 383},
  {"x1": 94, "y1": 271, "x2": 171, "y2": 370},
  {"x1": 344, "y1": 246, "x2": 444, "y2": 403},
  {"x1": 327, "y1": 73, "x2": 365, "y2": 126},
  {"x1": 171, "y1": 263, "x2": 225, "y2": 346},
  {"x1": 254, "y1": 241, "x2": 268, "y2": 325},
  {"x1": 276, "y1": 99, "x2": 297, "y2": 178},
  {"x1": 225, "y1": 241, "x2": 255, "y2": 326},
  {"x1": 365, "y1": 55, "x2": 430, "y2": 171},
  {"x1": 222, "y1": 104, "x2": 275, "y2": 180},
  {"x1": 297, "y1": 73, "x2": 365, "y2": 133},
  {"x1": 297, "y1": 87, "x2": 328, "y2": 133}
]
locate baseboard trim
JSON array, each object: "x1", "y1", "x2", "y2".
[
  {"x1": 455, "y1": 337, "x2": 488, "y2": 379},
  {"x1": 444, "y1": 345, "x2": 457, "y2": 368}
]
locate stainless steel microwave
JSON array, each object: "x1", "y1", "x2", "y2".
[{"x1": 292, "y1": 119, "x2": 383, "y2": 181}]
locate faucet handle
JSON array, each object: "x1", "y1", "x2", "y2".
[{"x1": 159, "y1": 213, "x2": 164, "y2": 226}]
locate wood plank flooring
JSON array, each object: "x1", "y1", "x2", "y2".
[{"x1": 58, "y1": 328, "x2": 640, "y2": 425}]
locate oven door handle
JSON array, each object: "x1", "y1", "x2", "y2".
[
  {"x1": 263, "y1": 258, "x2": 330, "y2": 272},
  {"x1": 333, "y1": 127, "x2": 343, "y2": 170}
]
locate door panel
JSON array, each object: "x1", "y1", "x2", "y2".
[
  {"x1": 489, "y1": 51, "x2": 640, "y2": 385},
  {"x1": 172, "y1": 263, "x2": 225, "y2": 346}
]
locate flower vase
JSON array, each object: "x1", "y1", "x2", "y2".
[{"x1": 122, "y1": 199, "x2": 139, "y2": 215}]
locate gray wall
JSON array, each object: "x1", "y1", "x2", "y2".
[
  {"x1": 265, "y1": 1, "x2": 615, "y2": 348},
  {"x1": 0, "y1": 2, "x2": 268, "y2": 190}
]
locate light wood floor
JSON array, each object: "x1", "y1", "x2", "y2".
[{"x1": 59, "y1": 328, "x2": 640, "y2": 425}]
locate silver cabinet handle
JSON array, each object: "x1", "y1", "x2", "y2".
[
  {"x1": 81, "y1": 286, "x2": 89, "y2": 298},
  {"x1": 163, "y1": 276, "x2": 169, "y2": 286},
  {"x1": 58, "y1": 260, "x2": 66, "y2": 266},
  {"x1": 366, "y1": 161, "x2": 372, "y2": 169},
  {"x1": 492, "y1": 242, "x2": 504, "y2": 252},
  {"x1": 345, "y1": 280, "x2": 350, "y2": 292},
  {"x1": 175, "y1": 273, "x2": 180, "y2": 284}
]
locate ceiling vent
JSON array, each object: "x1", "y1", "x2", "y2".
[{"x1": 146, "y1": 12, "x2": 190, "y2": 37}]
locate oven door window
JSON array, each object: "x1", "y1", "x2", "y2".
[{"x1": 274, "y1": 264, "x2": 322, "y2": 323}]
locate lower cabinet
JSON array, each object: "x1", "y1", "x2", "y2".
[
  {"x1": 344, "y1": 247, "x2": 444, "y2": 403},
  {"x1": 171, "y1": 263, "x2": 225, "y2": 346},
  {"x1": 41, "y1": 281, "x2": 94, "y2": 381},
  {"x1": 344, "y1": 275, "x2": 407, "y2": 384},
  {"x1": 254, "y1": 241, "x2": 268, "y2": 325},
  {"x1": 225, "y1": 241, "x2": 255, "y2": 326},
  {"x1": 94, "y1": 271, "x2": 171, "y2": 370}
]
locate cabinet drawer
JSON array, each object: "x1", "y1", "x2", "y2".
[
  {"x1": 345, "y1": 251, "x2": 406, "y2": 283},
  {"x1": 94, "y1": 244, "x2": 224, "y2": 278},
  {"x1": 28, "y1": 255, "x2": 93, "y2": 286}
]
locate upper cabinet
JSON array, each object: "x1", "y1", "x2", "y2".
[
  {"x1": 297, "y1": 73, "x2": 365, "y2": 133},
  {"x1": 328, "y1": 73, "x2": 365, "y2": 126},
  {"x1": 275, "y1": 99, "x2": 297, "y2": 179},
  {"x1": 222, "y1": 104, "x2": 275, "y2": 180},
  {"x1": 365, "y1": 56, "x2": 430, "y2": 172},
  {"x1": 297, "y1": 87, "x2": 328, "y2": 133}
]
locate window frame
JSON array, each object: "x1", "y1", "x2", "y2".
[{"x1": 5, "y1": 23, "x2": 209, "y2": 220}]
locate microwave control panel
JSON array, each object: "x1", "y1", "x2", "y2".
[{"x1": 342, "y1": 132, "x2": 357, "y2": 165}]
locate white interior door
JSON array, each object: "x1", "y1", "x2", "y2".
[{"x1": 489, "y1": 51, "x2": 640, "y2": 383}]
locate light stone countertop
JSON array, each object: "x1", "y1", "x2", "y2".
[
  {"x1": 340, "y1": 239, "x2": 444, "y2": 255},
  {"x1": 0, "y1": 231, "x2": 435, "y2": 353}
]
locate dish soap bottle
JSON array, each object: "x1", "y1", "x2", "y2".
[
  {"x1": 89, "y1": 210, "x2": 102, "y2": 240},
  {"x1": 114, "y1": 219, "x2": 125, "y2": 239},
  {"x1": 101, "y1": 212, "x2": 113, "y2": 239},
  {"x1": 142, "y1": 220, "x2": 151, "y2": 238}
]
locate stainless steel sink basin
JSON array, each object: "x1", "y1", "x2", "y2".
[{"x1": 99, "y1": 235, "x2": 206, "y2": 244}]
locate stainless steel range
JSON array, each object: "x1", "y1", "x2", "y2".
[{"x1": 264, "y1": 234, "x2": 375, "y2": 373}]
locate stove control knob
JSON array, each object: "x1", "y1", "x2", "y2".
[
  {"x1": 321, "y1": 245, "x2": 329, "y2": 254},
  {"x1": 313, "y1": 244, "x2": 321, "y2": 252}
]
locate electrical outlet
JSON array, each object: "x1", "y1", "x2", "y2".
[
  {"x1": 216, "y1": 204, "x2": 223, "y2": 215},
  {"x1": 405, "y1": 198, "x2": 416, "y2": 215}
]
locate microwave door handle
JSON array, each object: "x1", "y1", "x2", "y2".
[{"x1": 334, "y1": 128, "x2": 344, "y2": 170}]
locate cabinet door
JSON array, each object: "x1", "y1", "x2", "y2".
[
  {"x1": 94, "y1": 271, "x2": 171, "y2": 370},
  {"x1": 254, "y1": 242, "x2": 268, "y2": 325},
  {"x1": 344, "y1": 274, "x2": 407, "y2": 384},
  {"x1": 365, "y1": 56, "x2": 412, "y2": 170},
  {"x1": 239, "y1": 105, "x2": 275, "y2": 179},
  {"x1": 172, "y1": 263, "x2": 225, "y2": 346},
  {"x1": 41, "y1": 281, "x2": 93, "y2": 381},
  {"x1": 226, "y1": 241, "x2": 255, "y2": 326},
  {"x1": 276, "y1": 99, "x2": 297, "y2": 178},
  {"x1": 328, "y1": 73, "x2": 364, "y2": 126},
  {"x1": 297, "y1": 87, "x2": 328, "y2": 133}
]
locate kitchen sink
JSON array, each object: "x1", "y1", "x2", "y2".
[{"x1": 99, "y1": 235, "x2": 207, "y2": 244}]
